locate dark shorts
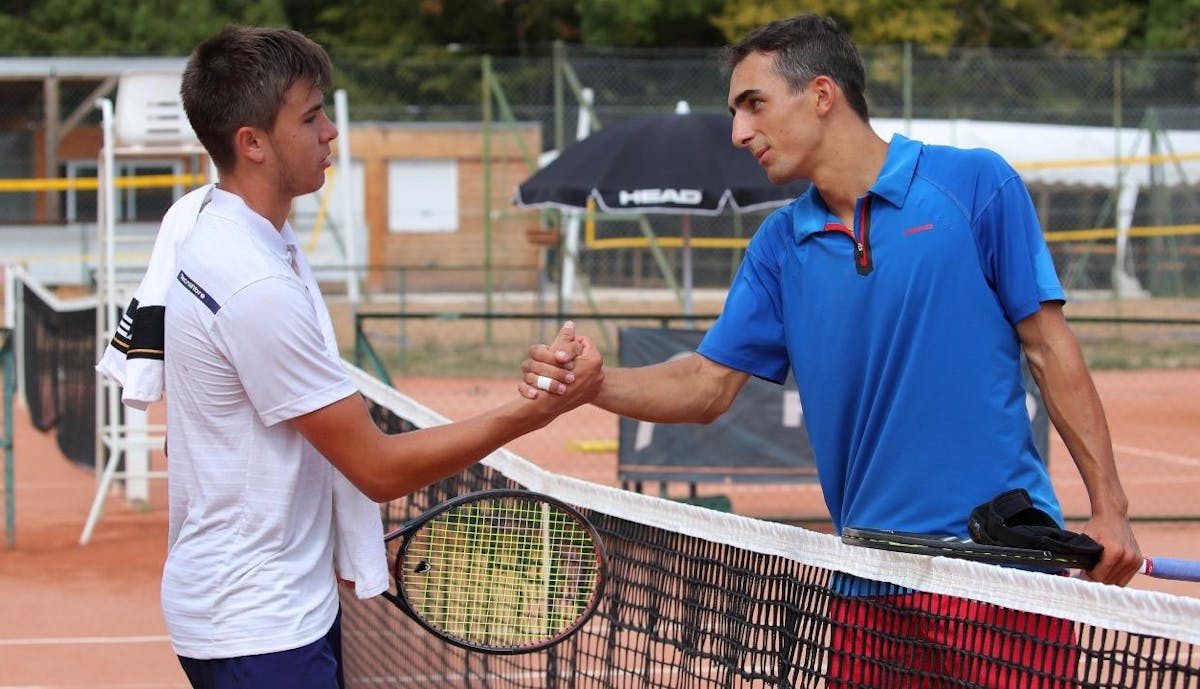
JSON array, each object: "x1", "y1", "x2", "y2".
[{"x1": 178, "y1": 612, "x2": 344, "y2": 689}]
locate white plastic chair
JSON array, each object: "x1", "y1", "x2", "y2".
[{"x1": 113, "y1": 70, "x2": 199, "y2": 152}]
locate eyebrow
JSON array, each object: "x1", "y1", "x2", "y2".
[
  {"x1": 303, "y1": 101, "x2": 324, "y2": 118},
  {"x1": 729, "y1": 88, "x2": 761, "y2": 115}
]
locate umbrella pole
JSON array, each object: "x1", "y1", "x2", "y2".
[
  {"x1": 561, "y1": 210, "x2": 582, "y2": 307},
  {"x1": 682, "y1": 215, "x2": 694, "y2": 322}
]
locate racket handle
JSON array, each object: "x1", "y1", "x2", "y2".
[{"x1": 1141, "y1": 557, "x2": 1200, "y2": 582}]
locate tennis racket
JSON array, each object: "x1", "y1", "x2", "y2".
[
  {"x1": 380, "y1": 489, "x2": 607, "y2": 654},
  {"x1": 842, "y1": 527, "x2": 1200, "y2": 582}
]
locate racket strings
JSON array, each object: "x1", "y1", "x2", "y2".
[{"x1": 398, "y1": 496, "x2": 602, "y2": 649}]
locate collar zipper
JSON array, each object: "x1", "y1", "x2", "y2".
[
  {"x1": 822, "y1": 196, "x2": 874, "y2": 277},
  {"x1": 851, "y1": 197, "x2": 874, "y2": 277}
]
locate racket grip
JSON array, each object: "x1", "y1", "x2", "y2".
[{"x1": 1141, "y1": 557, "x2": 1200, "y2": 582}]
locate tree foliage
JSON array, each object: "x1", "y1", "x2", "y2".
[
  {"x1": 0, "y1": 0, "x2": 1193, "y2": 55},
  {"x1": 711, "y1": 0, "x2": 1148, "y2": 51},
  {"x1": 290, "y1": 0, "x2": 580, "y2": 57},
  {"x1": 0, "y1": 0, "x2": 286, "y2": 55},
  {"x1": 1143, "y1": 0, "x2": 1200, "y2": 49},
  {"x1": 576, "y1": 0, "x2": 725, "y2": 48}
]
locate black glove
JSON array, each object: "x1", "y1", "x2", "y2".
[{"x1": 968, "y1": 488, "x2": 1103, "y2": 567}]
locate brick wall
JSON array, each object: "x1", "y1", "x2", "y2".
[{"x1": 353, "y1": 122, "x2": 544, "y2": 294}]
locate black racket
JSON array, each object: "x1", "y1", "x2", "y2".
[
  {"x1": 842, "y1": 527, "x2": 1200, "y2": 581},
  {"x1": 380, "y1": 489, "x2": 607, "y2": 654}
]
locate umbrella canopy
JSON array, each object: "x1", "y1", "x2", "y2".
[{"x1": 515, "y1": 111, "x2": 808, "y2": 216}]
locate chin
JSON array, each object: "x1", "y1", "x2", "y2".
[
  {"x1": 765, "y1": 171, "x2": 789, "y2": 186},
  {"x1": 766, "y1": 169, "x2": 802, "y2": 186}
]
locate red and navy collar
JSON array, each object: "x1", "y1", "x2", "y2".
[{"x1": 790, "y1": 133, "x2": 923, "y2": 242}]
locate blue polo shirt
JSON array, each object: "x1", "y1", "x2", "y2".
[{"x1": 698, "y1": 134, "x2": 1065, "y2": 538}]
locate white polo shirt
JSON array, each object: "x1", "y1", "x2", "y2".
[{"x1": 162, "y1": 188, "x2": 358, "y2": 659}]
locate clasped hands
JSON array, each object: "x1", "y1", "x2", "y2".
[{"x1": 519, "y1": 321, "x2": 596, "y2": 401}]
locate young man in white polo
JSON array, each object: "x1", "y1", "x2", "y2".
[{"x1": 167, "y1": 25, "x2": 602, "y2": 688}]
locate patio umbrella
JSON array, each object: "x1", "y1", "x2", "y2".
[
  {"x1": 514, "y1": 109, "x2": 808, "y2": 312},
  {"x1": 515, "y1": 110, "x2": 807, "y2": 215}
]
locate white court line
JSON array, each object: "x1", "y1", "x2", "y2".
[
  {"x1": 1115, "y1": 444, "x2": 1200, "y2": 468},
  {"x1": 0, "y1": 634, "x2": 170, "y2": 647}
]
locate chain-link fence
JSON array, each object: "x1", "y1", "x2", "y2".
[
  {"x1": 4, "y1": 46, "x2": 1199, "y2": 298},
  {"x1": 498, "y1": 46, "x2": 1200, "y2": 300}
]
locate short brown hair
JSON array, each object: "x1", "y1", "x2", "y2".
[{"x1": 181, "y1": 25, "x2": 332, "y2": 171}]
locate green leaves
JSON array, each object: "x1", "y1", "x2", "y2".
[
  {"x1": 1144, "y1": 0, "x2": 1200, "y2": 49},
  {"x1": 0, "y1": 0, "x2": 1191, "y2": 56},
  {"x1": 710, "y1": 0, "x2": 1172, "y2": 52},
  {"x1": 0, "y1": 0, "x2": 287, "y2": 55}
]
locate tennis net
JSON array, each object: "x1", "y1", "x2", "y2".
[
  {"x1": 341, "y1": 365, "x2": 1200, "y2": 688},
  {"x1": 13, "y1": 270, "x2": 98, "y2": 469}
]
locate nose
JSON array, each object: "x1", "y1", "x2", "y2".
[
  {"x1": 323, "y1": 113, "x2": 338, "y2": 142},
  {"x1": 730, "y1": 112, "x2": 753, "y2": 150}
]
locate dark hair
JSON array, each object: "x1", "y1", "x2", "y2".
[
  {"x1": 722, "y1": 14, "x2": 870, "y2": 122},
  {"x1": 181, "y1": 25, "x2": 332, "y2": 171}
]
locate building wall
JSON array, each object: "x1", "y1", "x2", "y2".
[
  {"x1": 352, "y1": 122, "x2": 543, "y2": 294},
  {"x1": 16, "y1": 120, "x2": 545, "y2": 296}
]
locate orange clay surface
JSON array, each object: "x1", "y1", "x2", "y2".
[{"x1": 1, "y1": 368, "x2": 1197, "y2": 688}]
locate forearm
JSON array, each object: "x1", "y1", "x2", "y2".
[
  {"x1": 593, "y1": 353, "x2": 748, "y2": 424},
  {"x1": 1039, "y1": 369, "x2": 1127, "y2": 517},
  {"x1": 1020, "y1": 306, "x2": 1141, "y2": 585},
  {"x1": 375, "y1": 398, "x2": 554, "y2": 498},
  {"x1": 305, "y1": 393, "x2": 559, "y2": 502},
  {"x1": 1021, "y1": 315, "x2": 1128, "y2": 518}
]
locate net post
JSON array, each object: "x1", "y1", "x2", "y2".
[
  {"x1": 2, "y1": 262, "x2": 14, "y2": 331},
  {"x1": 2, "y1": 326, "x2": 14, "y2": 548}
]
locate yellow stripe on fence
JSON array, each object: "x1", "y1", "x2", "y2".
[
  {"x1": 0, "y1": 173, "x2": 209, "y2": 192},
  {"x1": 1014, "y1": 150, "x2": 1200, "y2": 172},
  {"x1": 585, "y1": 218, "x2": 1200, "y2": 250},
  {"x1": 1045, "y1": 224, "x2": 1200, "y2": 242}
]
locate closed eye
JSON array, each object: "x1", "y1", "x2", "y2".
[{"x1": 303, "y1": 104, "x2": 324, "y2": 124}]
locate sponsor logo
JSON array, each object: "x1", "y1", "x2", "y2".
[
  {"x1": 617, "y1": 188, "x2": 703, "y2": 206},
  {"x1": 904, "y1": 223, "x2": 935, "y2": 235},
  {"x1": 178, "y1": 271, "x2": 207, "y2": 300},
  {"x1": 177, "y1": 271, "x2": 220, "y2": 314}
]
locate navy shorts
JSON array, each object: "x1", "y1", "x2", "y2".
[{"x1": 177, "y1": 612, "x2": 344, "y2": 689}]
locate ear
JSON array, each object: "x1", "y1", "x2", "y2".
[
  {"x1": 811, "y1": 75, "x2": 837, "y2": 116},
  {"x1": 233, "y1": 125, "x2": 267, "y2": 165}
]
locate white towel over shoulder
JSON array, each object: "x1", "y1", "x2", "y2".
[{"x1": 95, "y1": 184, "x2": 213, "y2": 409}]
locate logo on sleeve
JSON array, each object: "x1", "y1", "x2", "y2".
[{"x1": 177, "y1": 271, "x2": 221, "y2": 314}]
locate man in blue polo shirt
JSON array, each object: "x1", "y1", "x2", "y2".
[
  {"x1": 718, "y1": 130, "x2": 1067, "y2": 541},
  {"x1": 521, "y1": 13, "x2": 1143, "y2": 688}
]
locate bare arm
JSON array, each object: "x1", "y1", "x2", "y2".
[
  {"x1": 293, "y1": 325, "x2": 603, "y2": 503},
  {"x1": 520, "y1": 324, "x2": 750, "y2": 424},
  {"x1": 1017, "y1": 301, "x2": 1142, "y2": 585},
  {"x1": 589, "y1": 353, "x2": 749, "y2": 424}
]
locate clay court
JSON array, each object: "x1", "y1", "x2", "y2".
[{"x1": 1, "y1": 362, "x2": 1198, "y2": 688}]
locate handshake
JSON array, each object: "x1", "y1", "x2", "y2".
[
  {"x1": 515, "y1": 321, "x2": 604, "y2": 411},
  {"x1": 511, "y1": 320, "x2": 739, "y2": 431}
]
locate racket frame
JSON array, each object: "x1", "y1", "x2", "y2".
[
  {"x1": 380, "y1": 488, "x2": 607, "y2": 654},
  {"x1": 841, "y1": 526, "x2": 1098, "y2": 569}
]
